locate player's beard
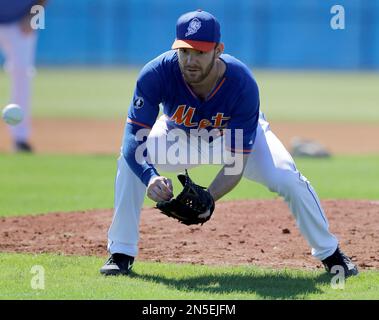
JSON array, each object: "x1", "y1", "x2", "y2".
[{"x1": 181, "y1": 52, "x2": 216, "y2": 85}]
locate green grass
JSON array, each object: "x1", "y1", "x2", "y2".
[
  {"x1": 0, "y1": 154, "x2": 378, "y2": 217},
  {"x1": 0, "y1": 154, "x2": 117, "y2": 217},
  {"x1": 0, "y1": 253, "x2": 378, "y2": 300},
  {"x1": 256, "y1": 71, "x2": 379, "y2": 123},
  {"x1": 1, "y1": 69, "x2": 379, "y2": 122}
]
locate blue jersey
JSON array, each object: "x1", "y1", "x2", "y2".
[
  {"x1": 123, "y1": 50, "x2": 260, "y2": 186},
  {"x1": 127, "y1": 50, "x2": 260, "y2": 154},
  {"x1": 0, "y1": 0, "x2": 37, "y2": 23}
]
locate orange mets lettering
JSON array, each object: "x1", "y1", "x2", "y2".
[
  {"x1": 198, "y1": 119, "x2": 212, "y2": 129},
  {"x1": 170, "y1": 105, "x2": 198, "y2": 127},
  {"x1": 170, "y1": 107, "x2": 230, "y2": 129},
  {"x1": 212, "y1": 113, "x2": 230, "y2": 128}
]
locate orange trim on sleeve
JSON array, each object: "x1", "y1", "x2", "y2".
[{"x1": 127, "y1": 118, "x2": 152, "y2": 129}]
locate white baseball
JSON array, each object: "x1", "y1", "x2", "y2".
[{"x1": 2, "y1": 104, "x2": 24, "y2": 126}]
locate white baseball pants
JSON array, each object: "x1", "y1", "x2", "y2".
[
  {"x1": 0, "y1": 22, "x2": 36, "y2": 143},
  {"x1": 108, "y1": 113, "x2": 338, "y2": 261}
]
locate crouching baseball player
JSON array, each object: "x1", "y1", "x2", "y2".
[{"x1": 100, "y1": 10, "x2": 358, "y2": 278}]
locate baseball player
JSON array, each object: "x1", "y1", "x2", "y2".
[
  {"x1": 100, "y1": 10, "x2": 358, "y2": 278},
  {"x1": 0, "y1": 0, "x2": 46, "y2": 152}
]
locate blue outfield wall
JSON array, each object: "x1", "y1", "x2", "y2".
[{"x1": 30, "y1": 0, "x2": 379, "y2": 69}]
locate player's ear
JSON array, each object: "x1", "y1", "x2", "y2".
[{"x1": 215, "y1": 43, "x2": 224, "y2": 57}]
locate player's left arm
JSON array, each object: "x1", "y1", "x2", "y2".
[
  {"x1": 208, "y1": 74, "x2": 260, "y2": 201},
  {"x1": 207, "y1": 154, "x2": 250, "y2": 201}
]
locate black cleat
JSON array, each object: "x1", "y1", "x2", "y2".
[
  {"x1": 322, "y1": 247, "x2": 359, "y2": 278},
  {"x1": 100, "y1": 253, "x2": 134, "y2": 276},
  {"x1": 14, "y1": 141, "x2": 33, "y2": 153}
]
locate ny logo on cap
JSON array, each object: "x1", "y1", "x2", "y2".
[{"x1": 185, "y1": 18, "x2": 201, "y2": 37}]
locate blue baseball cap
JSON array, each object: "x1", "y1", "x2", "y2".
[{"x1": 172, "y1": 10, "x2": 221, "y2": 52}]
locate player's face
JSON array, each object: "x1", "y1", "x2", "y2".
[{"x1": 178, "y1": 48, "x2": 216, "y2": 84}]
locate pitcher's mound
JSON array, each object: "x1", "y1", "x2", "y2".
[{"x1": 1, "y1": 200, "x2": 378, "y2": 270}]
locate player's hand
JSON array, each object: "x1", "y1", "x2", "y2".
[{"x1": 147, "y1": 176, "x2": 174, "y2": 202}]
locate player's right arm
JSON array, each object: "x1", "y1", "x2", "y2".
[
  {"x1": 122, "y1": 125, "x2": 173, "y2": 201},
  {"x1": 122, "y1": 58, "x2": 173, "y2": 201}
]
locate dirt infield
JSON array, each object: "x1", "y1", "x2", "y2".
[
  {"x1": 1, "y1": 118, "x2": 379, "y2": 154},
  {"x1": 1, "y1": 200, "x2": 378, "y2": 270},
  {"x1": 1, "y1": 119, "x2": 378, "y2": 270}
]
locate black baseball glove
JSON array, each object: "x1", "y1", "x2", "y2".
[{"x1": 156, "y1": 170, "x2": 215, "y2": 225}]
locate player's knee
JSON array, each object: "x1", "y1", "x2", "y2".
[
  {"x1": 5, "y1": 60, "x2": 35, "y2": 77},
  {"x1": 8, "y1": 66, "x2": 35, "y2": 79},
  {"x1": 267, "y1": 169, "x2": 302, "y2": 197}
]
